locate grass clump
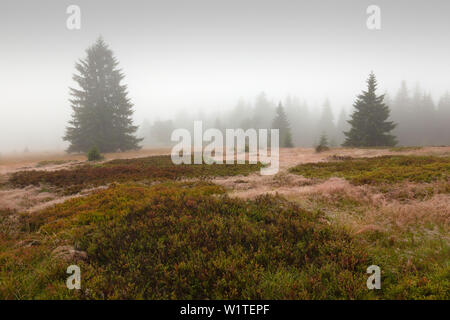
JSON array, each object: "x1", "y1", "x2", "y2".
[
  {"x1": 9, "y1": 155, "x2": 263, "y2": 194},
  {"x1": 290, "y1": 155, "x2": 450, "y2": 185}
]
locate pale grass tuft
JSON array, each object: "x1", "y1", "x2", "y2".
[{"x1": 381, "y1": 194, "x2": 450, "y2": 230}]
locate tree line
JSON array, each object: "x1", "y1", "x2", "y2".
[
  {"x1": 143, "y1": 75, "x2": 449, "y2": 149},
  {"x1": 64, "y1": 39, "x2": 449, "y2": 153}
]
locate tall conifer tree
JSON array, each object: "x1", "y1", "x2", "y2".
[
  {"x1": 272, "y1": 102, "x2": 294, "y2": 148},
  {"x1": 64, "y1": 37, "x2": 142, "y2": 153},
  {"x1": 336, "y1": 107, "x2": 349, "y2": 145},
  {"x1": 437, "y1": 92, "x2": 450, "y2": 145},
  {"x1": 343, "y1": 72, "x2": 397, "y2": 147}
]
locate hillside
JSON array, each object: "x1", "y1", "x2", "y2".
[{"x1": 0, "y1": 147, "x2": 449, "y2": 299}]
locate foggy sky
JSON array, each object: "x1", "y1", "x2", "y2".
[{"x1": 1, "y1": 0, "x2": 449, "y2": 152}]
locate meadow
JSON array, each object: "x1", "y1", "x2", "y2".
[{"x1": 0, "y1": 147, "x2": 448, "y2": 299}]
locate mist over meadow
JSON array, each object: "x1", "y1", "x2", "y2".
[
  {"x1": 1, "y1": 0, "x2": 449, "y2": 153},
  {"x1": 1, "y1": 0, "x2": 450, "y2": 302},
  {"x1": 138, "y1": 85, "x2": 450, "y2": 149}
]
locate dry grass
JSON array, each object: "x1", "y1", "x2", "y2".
[
  {"x1": 0, "y1": 148, "x2": 171, "y2": 174},
  {"x1": 0, "y1": 187, "x2": 55, "y2": 211},
  {"x1": 0, "y1": 185, "x2": 108, "y2": 212},
  {"x1": 296, "y1": 186, "x2": 449, "y2": 235},
  {"x1": 1, "y1": 146, "x2": 449, "y2": 175}
]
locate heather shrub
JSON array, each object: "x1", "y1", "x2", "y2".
[
  {"x1": 290, "y1": 155, "x2": 450, "y2": 185},
  {"x1": 9, "y1": 155, "x2": 263, "y2": 194},
  {"x1": 36, "y1": 160, "x2": 75, "y2": 168},
  {"x1": 389, "y1": 146, "x2": 423, "y2": 152},
  {"x1": 11, "y1": 182, "x2": 372, "y2": 299},
  {"x1": 1, "y1": 182, "x2": 448, "y2": 299},
  {"x1": 75, "y1": 189, "x2": 371, "y2": 299}
]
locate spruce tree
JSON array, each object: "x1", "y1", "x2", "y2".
[
  {"x1": 417, "y1": 93, "x2": 436, "y2": 146},
  {"x1": 343, "y1": 72, "x2": 397, "y2": 147},
  {"x1": 318, "y1": 133, "x2": 329, "y2": 148},
  {"x1": 253, "y1": 92, "x2": 275, "y2": 130},
  {"x1": 315, "y1": 132, "x2": 330, "y2": 152},
  {"x1": 64, "y1": 37, "x2": 142, "y2": 153},
  {"x1": 150, "y1": 120, "x2": 175, "y2": 146},
  {"x1": 437, "y1": 92, "x2": 450, "y2": 145},
  {"x1": 317, "y1": 99, "x2": 336, "y2": 139},
  {"x1": 284, "y1": 96, "x2": 311, "y2": 147},
  {"x1": 392, "y1": 81, "x2": 415, "y2": 145},
  {"x1": 272, "y1": 102, "x2": 294, "y2": 148},
  {"x1": 336, "y1": 107, "x2": 349, "y2": 145}
]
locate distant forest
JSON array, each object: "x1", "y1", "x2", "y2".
[{"x1": 140, "y1": 82, "x2": 450, "y2": 148}]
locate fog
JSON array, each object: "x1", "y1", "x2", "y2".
[{"x1": 1, "y1": 0, "x2": 449, "y2": 153}]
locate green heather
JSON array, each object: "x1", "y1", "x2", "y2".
[
  {"x1": 1, "y1": 180, "x2": 448, "y2": 299},
  {"x1": 290, "y1": 155, "x2": 450, "y2": 185}
]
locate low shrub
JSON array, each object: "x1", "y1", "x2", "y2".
[
  {"x1": 290, "y1": 155, "x2": 450, "y2": 185},
  {"x1": 315, "y1": 145, "x2": 330, "y2": 153},
  {"x1": 1, "y1": 182, "x2": 448, "y2": 299},
  {"x1": 389, "y1": 146, "x2": 423, "y2": 152},
  {"x1": 36, "y1": 160, "x2": 75, "y2": 168},
  {"x1": 5, "y1": 182, "x2": 373, "y2": 299},
  {"x1": 9, "y1": 155, "x2": 263, "y2": 193},
  {"x1": 315, "y1": 134, "x2": 330, "y2": 153},
  {"x1": 87, "y1": 147, "x2": 103, "y2": 162}
]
